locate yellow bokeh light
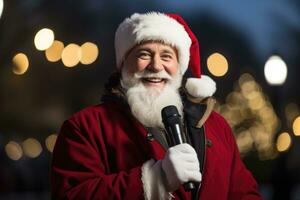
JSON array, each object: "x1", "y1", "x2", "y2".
[
  {"x1": 285, "y1": 103, "x2": 299, "y2": 128},
  {"x1": 236, "y1": 130, "x2": 253, "y2": 155},
  {"x1": 5, "y1": 141, "x2": 23, "y2": 161},
  {"x1": 45, "y1": 40, "x2": 64, "y2": 62},
  {"x1": 276, "y1": 132, "x2": 291, "y2": 152},
  {"x1": 80, "y1": 42, "x2": 99, "y2": 65},
  {"x1": 12, "y1": 53, "x2": 29, "y2": 75},
  {"x1": 259, "y1": 106, "x2": 274, "y2": 121},
  {"x1": 239, "y1": 73, "x2": 254, "y2": 86},
  {"x1": 22, "y1": 138, "x2": 42, "y2": 158},
  {"x1": 293, "y1": 116, "x2": 300, "y2": 136},
  {"x1": 240, "y1": 80, "x2": 261, "y2": 100},
  {"x1": 45, "y1": 134, "x2": 58, "y2": 153},
  {"x1": 61, "y1": 43, "x2": 81, "y2": 67},
  {"x1": 248, "y1": 95, "x2": 265, "y2": 110},
  {"x1": 207, "y1": 52, "x2": 228, "y2": 77},
  {"x1": 34, "y1": 28, "x2": 55, "y2": 51},
  {"x1": 226, "y1": 92, "x2": 243, "y2": 106}
]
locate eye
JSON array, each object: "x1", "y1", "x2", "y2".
[
  {"x1": 137, "y1": 51, "x2": 151, "y2": 60},
  {"x1": 161, "y1": 53, "x2": 173, "y2": 61}
]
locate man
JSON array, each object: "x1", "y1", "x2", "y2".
[{"x1": 51, "y1": 12, "x2": 263, "y2": 199}]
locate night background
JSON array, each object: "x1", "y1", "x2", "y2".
[{"x1": 0, "y1": 0, "x2": 300, "y2": 199}]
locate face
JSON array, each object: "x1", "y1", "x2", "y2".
[{"x1": 122, "y1": 42, "x2": 179, "y2": 91}]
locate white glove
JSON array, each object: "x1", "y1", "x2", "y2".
[{"x1": 161, "y1": 143, "x2": 202, "y2": 192}]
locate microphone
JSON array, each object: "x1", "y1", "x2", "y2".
[{"x1": 161, "y1": 105, "x2": 195, "y2": 191}]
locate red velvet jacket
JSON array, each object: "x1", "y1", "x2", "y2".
[{"x1": 51, "y1": 101, "x2": 263, "y2": 199}]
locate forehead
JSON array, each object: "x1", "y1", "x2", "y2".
[{"x1": 132, "y1": 41, "x2": 177, "y2": 53}]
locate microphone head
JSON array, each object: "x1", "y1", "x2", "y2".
[
  {"x1": 161, "y1": 105, "x2": 181, "y2": 124},
  {"x1": 161, "y1": 105, "x2": 179, "y2": 119}
]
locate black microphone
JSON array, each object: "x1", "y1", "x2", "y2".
[{"x1": 161, "y1": 105, "x2": 195, "y2": 191}]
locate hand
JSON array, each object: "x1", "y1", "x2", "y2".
[{"x1": 161, "y1": 143, "x2": 202, "y2": 192}]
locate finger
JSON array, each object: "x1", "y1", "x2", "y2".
[
  {"x1": 182, "y1": 162, "x2": 200, "y2": 171},
  {"x1": 184, "y1": 170, "x2": 202, "y2": 182},
  {"x1": 175, "y1": 143, "x2": 196, "y2": 154},
  {"x1": 178, "y1": 153, "x2": 198, "y2": 162}
]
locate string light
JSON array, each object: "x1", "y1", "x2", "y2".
[
  {"x1": 12, "y1": 53, "x2": 29, "y2": 75},
  {"x1": 61, "y1": 43, "x2": 81, "y2": 67},
  {"x1": 5, "y1": 141, "x2": 23, "y2": 161},
  {"x1": 45, "y1": 40, "x2": 64, "y2": 62},
  {"x1": 45, "y1": 134, "x2": 58, "y2": 153},
  {"x1": 0, "y1": 0, "x2": 3, "y2": 19},
  {"x1": 80, "y1": 42, "x2": 99, "y2": 65},
  {"x1": 276, "y1": 132, "x2": 291, "y2": 152},
  {"x1": 220, "y1": 73, "x2": 279, "y2": 160},
  {"x1": 236, "y1": 130, "x2": 253, "y2": 156},
  {"x1": 285, "y1": 103, "x2": 299, "y2": 128},
  {"x1": 207, "y1": 52, "x2": 228, "y2": 77},
  {"x1": 22, "y1": 138, "x2": 42, "y2": 158},
  {"x1": 293, "y1": 116, "x2": 300, "y2": 136},
  {"x1": 264, "y1": 55, "x2": 288, "y2": 85},
  {"x1": 34, "y1": 28, "x2": 55, "y2": 51}
]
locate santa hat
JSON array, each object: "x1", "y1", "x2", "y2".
[{"x1": 115, "y1": 12, "x2": 216, "y2": 99}]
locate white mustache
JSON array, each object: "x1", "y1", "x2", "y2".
[{"x1": 134, "y1": 70, "x2": 172, "y2": 80}]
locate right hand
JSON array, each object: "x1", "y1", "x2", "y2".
[{"x1": 161, "y1": 143, "x2": 202, "y2": 192}]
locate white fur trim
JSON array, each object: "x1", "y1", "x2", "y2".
[
  {"x1": 141, "y1": 159, "x2": 173, "y2": 200},
  {"x1": 185, "y1": 75, "x2": 216, "y2": 98},
  {"x1": 115, "y1": 12, "x2": 191, "y2": 73}
]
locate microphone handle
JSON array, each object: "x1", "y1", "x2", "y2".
[{"x1": 170, "y1": 125, "x2": 196, "y2": 191}]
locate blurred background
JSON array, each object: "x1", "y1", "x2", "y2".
[{"x1": 0, "y1": 0, "x2": 300, "y2": 199}]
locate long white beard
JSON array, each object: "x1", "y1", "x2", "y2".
[{"x1": 121, "y1": 69, "x2": 183, "y2": 128}]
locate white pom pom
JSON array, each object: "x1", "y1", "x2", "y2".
[{"x1": 185, "y1": 75, "x2": 216, "y2": 98}]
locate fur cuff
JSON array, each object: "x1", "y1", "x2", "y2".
[
  {"x1": 141, "y1": 159, "x2": 174, "y2": 200},
  {"x1": 185, "y1": 75, "x2": 216, "y2": 99}
]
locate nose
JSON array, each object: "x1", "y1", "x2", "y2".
[{"x1": 147, "y1": 55, "x2": 164, "y2": 72}]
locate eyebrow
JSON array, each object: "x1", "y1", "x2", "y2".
[{"x1": 137, "y1": 47, "x2": 176, "y2": 55}]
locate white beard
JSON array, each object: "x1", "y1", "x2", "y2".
[{"x1": 121, "y1": 68, "x2": 183, "y2": 128}]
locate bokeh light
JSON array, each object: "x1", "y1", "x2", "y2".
[
  {"x1": 220, "y1": 73, "x2": 279, "y2": 160},
  {"x1": 5, "y1": 141, "x2": 23, "y2": 161},
  {"x1": 45, "y1": 134, "x2": 58, "y2": 153},
  {"x1": 293, "y1": 116, "x2": 300, "y2": 136},
  {"x1": 264, "y1": 55, "x2": 288, "y2": 85},
  {"x1": 80, "y1": 42, "x2": 99, "y2": 65},
  {"x1": 276, "y1": 132, "x2": 291, "y2": 152},
  {"x1": 45, "y1": 40, "x2": 64, "y2": 62},
  {"x1": 22, "y1": 138, "x2": 42, "y2": 158},
  {"x1": 0, "y1": 0, "x2": 3, "y2": 19},
  {"x1": 285, "y1": 103, "x2": 299, "y2": 128},
  {"x1": 236, "y1": 130, "x2": 253, "y2": 155},
  {"x1": 207, "y1": 52, "x2": 228, "y2": 77},
  {"x1": 12, "y1": 53, "x2": 29, "y2": 75},
  {"x1": 61, "y1": 43, "x2": 81, "y2": 67},
  {"x1": 34, "y1": 28, "x2": 55, "y2": 51}
]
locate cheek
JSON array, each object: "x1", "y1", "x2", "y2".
[
  {"x1": 124, "y1": 59, "x2": 147, "y2": 73},
  {"x1": 165, "y1": 62, "x2": 179, "y2": 76},
  {"x1": 135, "y1": 60, "x2": 149, "y2": 72}
]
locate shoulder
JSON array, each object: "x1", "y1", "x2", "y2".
[
  {"x1": 205, "y1": 111, "x2": 236, "y2": 145},
  {"x1": 206, "y1": 111, "x2": 231, "y2": 129},
  {"x1": 65, "y1": 101, "x2": 131, "y2": 125},
  {"x1": 65, "y1": 102, "x2": 126, "y2": 127},
  {"x1": 68, "y1": 104, "x2": 103, "y2": 122},
  {"x1": 58, "y1": 102, "x2": 129, "y2": 139}
]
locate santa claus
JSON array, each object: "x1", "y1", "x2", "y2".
[{"x1": 51, "y1": 12, "x2": 263, "y2": 200}]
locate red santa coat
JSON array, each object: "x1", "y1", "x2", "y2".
[{"x1": 51, "y1": 101, "x2": 263, "y2": 200}]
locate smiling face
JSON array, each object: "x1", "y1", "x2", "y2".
[
  {"x1": 122, "y1": 41, "x2": 179, "y2": 91},
  {"x1": 120, "y1": 41, "x2": 183, "y2": 128}
]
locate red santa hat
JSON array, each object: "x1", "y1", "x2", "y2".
[{"x1": 115, "y1": 12, "x2": 216, "y2": 99}]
